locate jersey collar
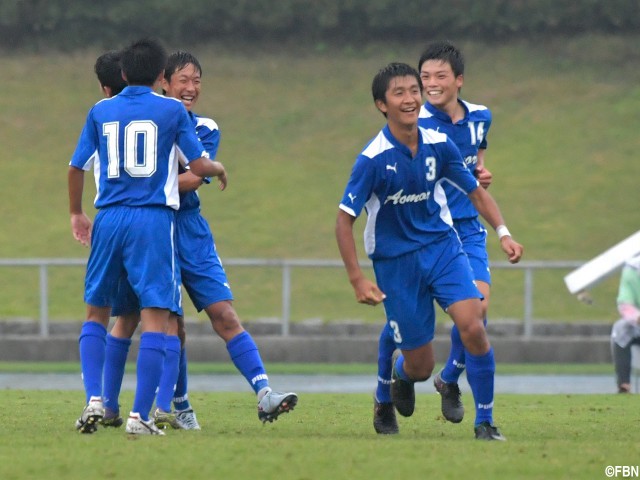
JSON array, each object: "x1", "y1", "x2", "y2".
[{"x1": 423, "y1": 99, "x2": 469, "y2": 125}]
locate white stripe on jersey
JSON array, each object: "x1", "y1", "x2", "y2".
[
  {"x1": 196, "y1": 116, "x2": 219, "y2": 132},
  {"x1": 363, "y1": 193, "x2": 381, "y2": 257},
  {"x1": 362, "y1": 130, "x2": 394, "y2": 159}
]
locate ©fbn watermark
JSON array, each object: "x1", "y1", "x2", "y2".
[{"x1": 605, "y1": 466, "x2": 640, "y2": 478}]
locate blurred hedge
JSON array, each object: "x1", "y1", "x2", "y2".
[{"x1": 1, "y1": 0, "x2": 638, "y2": 51}]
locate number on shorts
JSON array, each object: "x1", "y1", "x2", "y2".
[{"x1": 389, "y1": 320, "x2": 402, "y2": 343}]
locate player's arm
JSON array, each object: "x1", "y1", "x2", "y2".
[
  {"x1": 335, "y1": 209, "x2": 385, "y2": 306},
  {"x1": 68, "y1": 166, "x2": 92, "y2": 247},
  {"x1": 178, "y1": 169, "x2": 205, "y2": 193},
  {"x1": 474, "y1": 149, "x2": 492, "y2": 189},
  {"x1": 467, "y1": 187, "x2": 523, "y2": 264},
  {"x1": 188, "y1": 157, "x2": 227, "y2": 190}
]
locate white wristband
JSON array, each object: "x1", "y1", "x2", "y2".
[{"x1": 496, "y1": 225, "x2": 511, "y2": 239}]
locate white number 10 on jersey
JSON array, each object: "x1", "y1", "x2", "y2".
[{"x1": 103, "y1": 120, "x2": 158, "y2": 178}]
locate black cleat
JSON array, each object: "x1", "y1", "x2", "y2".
[
  {"x1": 474, "y1": 421, "x2": 507, "y2": 441},
  {"x1": 373, "y1": 396, "x2": 399, "y2": 435},
  {"x1": 433, "y1": 371, "x2": 464, "y2": 423},
  {"x1": 390, "y1": 350, "x2": 415, "y2": 417}
]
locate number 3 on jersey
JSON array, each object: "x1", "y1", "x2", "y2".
[{"x1": 103, "y1": 120, "x2": 158, "y2": 178}]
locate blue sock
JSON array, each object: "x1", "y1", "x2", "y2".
[
  {"x1": 156, "y1": 335, "x2": 181, "y2": 412},
  {"x1": 78, "y1": 321, "x2": 107, "y2": 403},
  {"x1": 465, "y1": 347, "x2": 496, "y2": 426},
  {"x1": 393, "y1": 352, "x2": 411, "y2": 382},
  {"x1": 441, "y1": 324, "x2": 466, "y2": 383},
  {"x1": 173, "y1": 347, "x2": 191, "y2": 411},
  {"x1": 102, "y1": 334, "x2": 131, "y2": 412},
  {"x1": 132, "y1": 332, "x2": 166, "y2": 421},
  {"x1": 227, "y1": 331, "x2": 269, "y2": 394},
  {"x1": 375, "y1": 323, "x2": 396, "y2": 403}
]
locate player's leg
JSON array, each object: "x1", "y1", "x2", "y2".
[
  {"x1": 76, "y1": 304, "x2": 110, "y2": 433},
  {"x1": 448, "y1": 298, "x2": 504, "y2": 441},
  {"x1": 435, "y1": 280, "x2": 489, "y2": 423},
  {"x1": 102, "y1": 279, "x2": 140, "y2": 427},
  {"x1": 204, "y1": 300, "x2": 297, "y2": 423},
  {"x1": 76, "y1": 208, "x2": 124, "y2": 433},
  {"x1": 170, "y1": 317, "x2": 201, "y2": 429},
  {"x1": 373, "y1": 248, "x2": 435, "y2": 418},
  {"x1": 435, "y1": 222, "x2": 491, "y2": 422},
  {"x1": 373, "y1": 322, "x2": 398, "y2": 434},
  {"x1": 122, "y1": 207, "x2": 177, "y2": 435},
  {"x1": 179, "y1": 212, "x2": 296, "y2": 423},
  {"x1": 153, "y1": 314, "x2": 182, "y2": 429}
]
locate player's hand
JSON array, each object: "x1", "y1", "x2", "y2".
[
  {"x1": 71, "y1": 213, "x2": 92, "y2": 247},
  {"x1": 500, "y1": 236, "x2": 523, "y2": 264},
  {"x1": 216, "y1": 171, "x2": 227, "y2": 191},
  {"x1": 351, "y1": 277, "x2": 386, "y2": 306},
  {"x1": 475, "y1": 166, "x2": 493, "y2": 189}
]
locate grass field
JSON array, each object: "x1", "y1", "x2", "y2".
[
  {"x1": 0, "y1": 34, "x2": 639, "y2": 325},
  {"x1": 1, "y1": 390, "x2": 638, "y2": 479}
]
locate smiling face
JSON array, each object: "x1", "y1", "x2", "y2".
[
  {"x1": 162, "y1": 62, "x2": 201, "y2": 111},
  {"x1": 375, "y1": 75, "x2": 422, "y2": 128},
  {"x1": 419, "y1": 59, "x2": 463, "y2": 110}
]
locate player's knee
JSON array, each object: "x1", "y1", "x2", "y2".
[{"x1": 207, "y1": 302, "x2": 243, "y2": 338}]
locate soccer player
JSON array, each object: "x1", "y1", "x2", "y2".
[
  {"x1": 69, "y1": 38, "x2": 227, "y2": 435},
  {"x1": 101, "y1": 51, "x2": 298, "y2": 430},
  {"x1": 335, "y1": 62, "x2": 523, "y2": 440},
  {"x1": 373, "y1": 41, "x2": 495, "y2": 434}
]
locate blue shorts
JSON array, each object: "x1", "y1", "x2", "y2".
[
  {"x1": 177, "y1": 210, "x2": 233, "y2": 311},
  {"x1": 111, "y1": 210, "x2": 232, "y2": 316},
  {"x1": 454, "y1": 217, "x2": 491, "y2": 285},
  {"x1": 85, "y1": 206, "x2": 181, "y2": 313},
  {"x1": 373, "y1": 230, "x2": 482, "y2": 350}
]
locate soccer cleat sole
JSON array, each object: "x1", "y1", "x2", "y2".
[{"x1": 259, "y1": 394, "x2": 298, "y2": 424}]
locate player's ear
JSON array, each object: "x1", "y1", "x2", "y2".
[{"x1": 375, "y1": 98, "x2": 387, "y2": 115}]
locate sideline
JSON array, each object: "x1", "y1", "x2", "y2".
[{"x1": 0, "y1": 372, "x2": 620, "y2": 394}]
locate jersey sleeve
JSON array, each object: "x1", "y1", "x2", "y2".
[
  {"x1": 196, "y1": 119, "x2": 220, "y2": 159},
  {"x1": 478, "y1": 109, "x2": 492, "y2": 150},
  {"x1": 69, "y1": 111, "x2": 99, "y2": 170},
  {"x1": 338, "y1": 154, "x2": 377, "y2": 218}
]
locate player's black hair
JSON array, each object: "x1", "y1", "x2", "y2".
[
  {"x1": 371, "y1": 62, "x2": 422, "y2": 110},
  {"x1": 418, "y1": 41, "x2": 465, "y2": 78},
  {"x1": 120, "y1": 37, "x2": 168, "y2": 86},
  {"x1": 164, "y1": 51, "x2": 202, "y2": 82},
  {"x1": 94, "y1": 50, "x2": 127, "y2": 95}
]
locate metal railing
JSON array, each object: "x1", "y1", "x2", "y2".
[{"x1": 0, "y1": 258, "x2": 583, "y2": 338}]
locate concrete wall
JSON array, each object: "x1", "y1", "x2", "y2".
[{"x1": 0, "y1": 320, "x2": 613, "y2": 363}]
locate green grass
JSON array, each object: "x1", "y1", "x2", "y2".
[
  {"x1": 0, "y1": 34, "x2": 638, "y2": 324},
  {"x1": 0, "y1": 390, "x2": 637, "y2": 479}
]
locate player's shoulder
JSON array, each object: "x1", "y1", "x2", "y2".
[
  {"x1": 461, "y1": 99, "x2": 492, "y2": 120},
  {"x1": 194, "y1": 114, "x2": 220, "y2": 133},
  {"x1": 361, "y1": 129, "x2": 395, "y2": 159},
  {"x1": 418, "y1": 126, "x2": 448, "y2": 145},
  {"x1": 418, "y1": 103, "x2": 433, "y2": 119}
]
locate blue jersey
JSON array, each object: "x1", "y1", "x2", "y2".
[
  {"x1": 69, "y1": 86, "x2": 207, "y2": 210},
  {"x1": 339, "y1": 125, "x2": 479, "y2": 260},
  {"x1": 418, "y1": 99, "x2": 492, "y2": 220},
  {"x1": 179, "y1": 111, "x2": 220, "y2": 213}
]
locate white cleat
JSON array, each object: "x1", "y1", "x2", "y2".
[
  {"x1": 258, "y1": 390, "x2": 298, "y2": 423},
  {"x1": 125, "y1": 412, "x2": 165, "y2": 435}
]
